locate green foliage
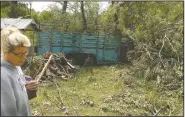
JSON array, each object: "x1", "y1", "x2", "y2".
[
  {"x1": 39, "y1": 10, "x2": 53, "y2": 21},
  {"x1": 1, "y1": 2, "x2": 39, "y2": 23},
  {"x1": 31, "y1": 10, "x2": 39, "y2": 23},
  {"x1": 38, "y1": 2, "x2": 101, "y2": 33},
  {"x1": 104, "y1": 2, "x2": 184, "y2": 92},
  {"x1": 23, "y1": 55, "x2": 43, "y2": 77},
  {"x1": 1, "y1": 2, "x2": 10, "y2": 17},
  {"x1": 1, "y1": 2, "x2": 28, "y2": 18}
]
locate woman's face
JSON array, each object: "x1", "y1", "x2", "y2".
[{"x1": 5, "y1": 46, "x2": 29, "y2": 66}]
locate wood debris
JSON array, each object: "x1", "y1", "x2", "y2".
[{"x1": 23, "y1": 52, "x2": 77, "y2": 82}]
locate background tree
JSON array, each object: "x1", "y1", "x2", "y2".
[
  {"x1": 9, "y1": 1, "x2": 18, "y2": 18},
  {"x1": 62, "y1": 1, "x2": 68, "y2": 14},
  {"x1": 80, "y1": 1, "x2": 87, "y2": 32}
]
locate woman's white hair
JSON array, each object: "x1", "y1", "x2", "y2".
[{"x1": 1, "y1": 27, "x2": 31, "y2": 53}]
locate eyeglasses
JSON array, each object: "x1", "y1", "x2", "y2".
[{"x1": 11, "y1": 51, "x2": 29, "y2": 57}]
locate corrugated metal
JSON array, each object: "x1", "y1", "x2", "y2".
[{"x1": 1, "y1": 18, "x2": 39, "y2": 30}]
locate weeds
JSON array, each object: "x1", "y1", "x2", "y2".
[{"x1": 29, "y1": 65, "x2": 183, "y2": 116}]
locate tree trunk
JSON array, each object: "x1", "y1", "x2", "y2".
[
  {"x1": 113, "y1": 2, "x2": 121, "y2": 36},
  {"x1": 62, "y1": 1, "x2": 68, "y2": 14},
  {"x1": 80, "y1": 1, "x2": 87, "y2": 32},
  {"x1": 10, "y1": 1, "x2": 17, "y2": 18}
]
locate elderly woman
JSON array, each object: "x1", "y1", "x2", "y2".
[{"x1": 1, "y1": 27, "x2": 39, "y2": 116}]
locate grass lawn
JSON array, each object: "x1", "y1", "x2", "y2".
[{"x1": 30, "y1": 64, "x2": 183, "y2": 116}]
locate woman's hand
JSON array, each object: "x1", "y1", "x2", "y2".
[{"x1": 25, "y1": 80, "x2": 39, "y2": 91}]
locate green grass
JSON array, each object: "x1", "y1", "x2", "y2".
[{"x1": 30, "y1": 64, "x2": 183, "y2": 116}]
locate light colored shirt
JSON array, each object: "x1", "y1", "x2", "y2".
[{"x1": 1, "y1": 58, "x2": 31, "y2": 116}]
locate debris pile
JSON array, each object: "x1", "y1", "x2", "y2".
[{"x1": 23, "y1": 52, "x2": 77, "y2": 82}]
